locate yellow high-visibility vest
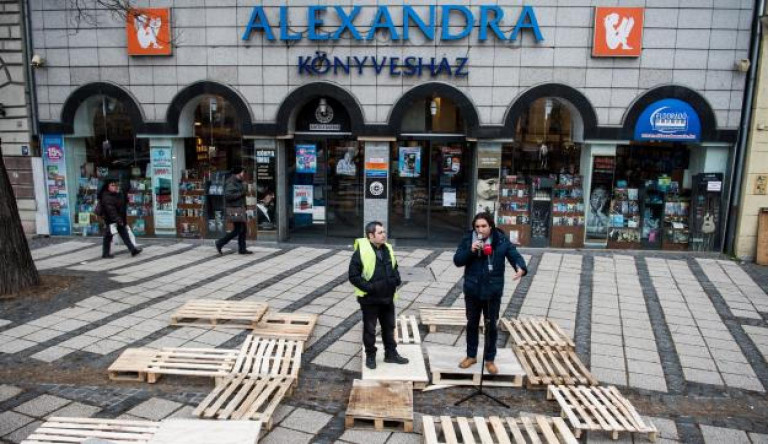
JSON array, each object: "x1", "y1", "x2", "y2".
[{"x1": 352, "y1": 238, "x2": 399, "y2": 300}]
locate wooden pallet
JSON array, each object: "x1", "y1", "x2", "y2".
[
  {"x1": 146, "y1": 347, "x2": 239, "y2": 384},
  {"x1": 251, "y1": 312, "x2": 318, "y2": 344},
  {"x1": 427, "y1": 346, "x2": 525, "y2": 388},
  {"x1": 231, "y1": 335, "x2": 303, "y2": 382},
  {"x1": 362, "y1": 344, "x2": 429, "y2": 390},
  {"x1": 170, "y1": 300, "x2": 269, "y2": 328},
  {"x1": 515, "y1": 346, "x2": 598, "y2": 388},
  {"x1": 547, "y1": 385, "x2": 658, "y2": 441},
  {"x1": 21, "y1": 417, "x2": 159, "y2": 443},
  {"x1": 395, "y1": 315, "x2": 421, "y2": 344},
  {"x1": 422, "y1": 415, "x2": 579, "y2": 444},
  {"x1": 345, "y1": 380, "x2": 413, "y2": 432},
  {"x1": 420, "y1": 308, "x2": 480, "y2": 333},
  {"x1": 192, "y1": 374, "x2": 294, "y2": 430},
  {"x1": 108, "y1": 348, "x2": 157, "y2": 382},
  {"x1": 501, "y1": 317, "x2": 575, "y2": 349}
]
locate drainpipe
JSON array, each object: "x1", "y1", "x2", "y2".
[
  {"x1": 21, "y1": 0, "x2": 39, "y2": 144},
  {"x1": 724, "y1": 0, "x2": 765, "y2": 256}
]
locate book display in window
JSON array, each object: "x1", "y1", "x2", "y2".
[
  {"x1": 75, "y1": 177, "x2": 101, "y2": 236},
  {"x1": 176, "y1": 170, "x2": 206, "y2": 238},
  {"x1": 126, "y1": 178, "x2": 154, "y2": 236},
  {"x1": 607, "y1": 185, "x2": 641, "y2": 249},
  {"x1": 551, "y1": 174, "x2": 585, "y2": 248},
  {"x1": 663, "y1": 195, "x2": 690, "y2": 251},
  {"x1": 530, "y1": 176, "x2": 554, "y2": 248},
  {"x1": 497, "y1": 176, "x2": 530, "y2": 246}
]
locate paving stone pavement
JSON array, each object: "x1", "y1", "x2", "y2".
[{"x1": 0, "y1": 238, "x2": 767, "y2": 443}]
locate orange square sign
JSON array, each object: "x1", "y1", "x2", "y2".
[
  {"x1": 126, "y1": 8, "x2": 172, "y2": 56},
  {"x1": 592, "y1": 7, "x2": 644, "y2": 57}
]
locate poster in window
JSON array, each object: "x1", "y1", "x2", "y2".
[
  {"x1": 293, "y1": 185, "x2": 314, "y2": 214},
  {"x1": 441, "y1": 147, "x2": 462, "y2": 175},
  {"x1": 443, "y1": 188, "x2": 457, "y2": 207},
  {"x1": 335, "y1": 146, "x2": 357, "y2": 176},
  {"x1": 296, "y1": 144, "x2": 317, "y2": 173},
  {"x1": 398, "y1": 147, "x2": 421, "y2": 178}
]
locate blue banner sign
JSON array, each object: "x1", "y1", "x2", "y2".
[
  {"x1": 42, "y1": 135, "x2": 71, "y2": 236},
  {"x1": 634, "y1": 99, "x2": 701, "y2": 142},
  {"x1": 242, "y1": 5, "x2": 543, "y2": 43}
]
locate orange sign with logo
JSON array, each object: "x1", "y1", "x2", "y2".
[
  {"x1": 592, "y1": 7, "x2": 644, "y2": 57},
  {"x1": 126, "y1": 8, "x2": 172, "y2": 56}
]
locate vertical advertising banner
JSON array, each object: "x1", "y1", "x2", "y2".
[
  {"x1": 151, "y1": 146, "x2": 175, "y2": 232},
  {"x1": 42, "y1": 135, "x2": 71, "y2": 235}
]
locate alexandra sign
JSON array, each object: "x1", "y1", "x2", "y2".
[{"x1": 241, "y1": 5, "x2": 543, "y2": 42}]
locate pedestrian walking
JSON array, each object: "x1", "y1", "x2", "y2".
[
  {"x1": 215, "y1": 167, "x2": 252, "y2": 255},
  {"x1": 349, "y1": 221, "x2": 409, "y2": 370},
  {"x1": 453, "y1": 212, "x2": 527, "y2": 374},
  {"x1": 98, "y1": 180, "x2": 142, "y2": 259}
]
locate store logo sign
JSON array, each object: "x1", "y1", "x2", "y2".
[
  {"x1": 592, "y1": 7, "x2": 644, "y2": 57},
  {"x1": 634, "y1": 99, "x2": 701, "y2": 142},
  {"x1": 126, "y1": 8, "x2": 172, "y2": 56}
]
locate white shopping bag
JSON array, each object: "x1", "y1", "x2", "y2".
[{"x1": 111, "y1": 224, "x2": 140, "y2": 249}]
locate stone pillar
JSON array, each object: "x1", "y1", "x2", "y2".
[{"x1": 362, "y1": 140, "x2": 390, "y2": 236}]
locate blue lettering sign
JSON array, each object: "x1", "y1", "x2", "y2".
[
  {"x1": 296, "y1": 52, "x2": 470, "y2": 78},
  {"x1": 634, "y1": 99, "x2": 701, "y2": 142},
  {"x1": 241, "y1": 5, "x2": 544, "y2": 43}
]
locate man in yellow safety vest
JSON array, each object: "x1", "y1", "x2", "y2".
[{"x1": 349, "y1": 221, "x2": 409, "y2": 370}]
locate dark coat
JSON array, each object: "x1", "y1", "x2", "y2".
[
  {"x1": 348, "y1": 243, "x2": 402, "y2": 305},
  {"x1": 224, "y1": 175, "x2": 246, "y2": 208},
  {"x1": 453, "y1": 228, "x2": 528, "y2": 300},
  {"x1": 100, "y1": 190, "x2": 126, "y2": 225}
]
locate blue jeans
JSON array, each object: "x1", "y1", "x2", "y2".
[{"x1": 465, "y1": 295, "x2": 501, "y2": 361}]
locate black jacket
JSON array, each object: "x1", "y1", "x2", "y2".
[
  {"x1": 348, "y1": 243, "x2": 402, "y2": 305},
  {"x1": 100, "y1": 190, "x2": 126, "y2": 225},
  {"x1": 224, "y1": 175, "x2": 246, "y2": 208},
  {"x1": 453, "y1": 228, "x2": 528, "y2": 300}
]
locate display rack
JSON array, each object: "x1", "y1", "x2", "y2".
[
  {"x1": 551, "y1": 174, "x2": 585, "y2": 248},
  {"x1": 663, "y1": 195, "x2": 690, "y2": 250},
  {"x1": 75, "y1": 177, "x2": 101, "y2": 236},
  {"x1": 607, "y1": 186, "x2": 642, "y2": 249},
  {"x1": 127, "y1": 177, "x2": 154, "y2": 236},
  {"x1": 497, "y1": 176, "x2": 530, "y2": 246},
  {"x1": 641, "y1": 182, "x2": 664, "y2": 249},
  {"x1": 177, "y1": 173, "x2": 206, "y2": 238}
]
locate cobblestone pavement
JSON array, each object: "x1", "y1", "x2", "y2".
[{"x1": 1, "y1": 238, "x2": 768, "y2": 443}]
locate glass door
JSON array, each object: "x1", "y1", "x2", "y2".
[
  {"x1": 327, "y1": 141, "x2": 363, "y2": 237},
  {"x1": 429, "y1": 143, "x2": 471, "y2": 241},
  {"x1": 289, "y1": 141, "x2": 327, "y2": 238},
  {"x1": 391, "y1": 142, "x2": 429, "y2": 239},
  {"x1": 586, "y1": 155, "x2": 615, "y2": 244}
]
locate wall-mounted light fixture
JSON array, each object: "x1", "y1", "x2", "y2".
[
  {"x1": 430, "y1": 98, "x2": 439, "y2": 116},
  {"x1": 319, "y1": 98, "x2": 328, "y2": 115}
]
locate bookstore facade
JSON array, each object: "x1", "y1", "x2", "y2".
[{"x1": 32, "y1": 3, "x2": 751, "y2": 250}]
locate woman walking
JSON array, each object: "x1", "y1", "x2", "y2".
[
  {"x1": 453, "y1": 212, "x2": 527, "y2": 374},
  {"x1": 99, "y1": 180, "x2": 142, "y2": 259}
]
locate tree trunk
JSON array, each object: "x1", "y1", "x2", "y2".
[{"x1": 0, "y1": 144, "x2": 40, "y2": 295}]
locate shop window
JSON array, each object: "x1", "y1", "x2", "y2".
[
  {"x1": 73, "y1": 96, "x2": 151, "y2": 237},
  {"x1": 401, "y1": 97, "x2": 464, "y2": 133}
]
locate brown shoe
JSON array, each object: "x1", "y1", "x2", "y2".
[
  {"x1": 485, "y1": 361, "x2": 498, "y2": 374},
  {"x1": 458, "y1": 357, "x2": 477, "y2": 369}
]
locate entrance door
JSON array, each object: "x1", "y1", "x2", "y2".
[
  {"x1": 390, "y1": 142, "x2": 471, "y2": 241},
  {"x1": 288, "y1": 140, "x2": 363, "y2": 239},
  {"x1": 585, "y1": 155, "x2": 615, "y2": 244}
]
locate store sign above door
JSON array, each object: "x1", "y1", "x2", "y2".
[
  {"x1": 634, "y1": 99, "x2": 701, "y2": 142},
  {"x1": 242, "y1": 5, "x2": 544, "y2": 78}
]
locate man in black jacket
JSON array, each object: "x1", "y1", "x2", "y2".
[
  {"x1": 99, "y1": 180, "x2": 141, "y2": 259},
  {"x1": 349, "y1": 221, "x2": 409, "y2": 370},
  {"x1": 216, "y1": 167, "x2": 252, "y2": 255}
]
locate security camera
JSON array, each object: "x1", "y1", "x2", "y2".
[{"x1": 30, "y1": 54, "x2": 44, "y2": 68}]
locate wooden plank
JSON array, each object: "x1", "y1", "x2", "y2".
[
  {"x1": 474, "y1": 417, "x2": 494, "y2": 444},
  {"x1": 107, "y1": 348, "x2": 156, "y2": 382},
  {"x1": 441, "y1": 416, "x2": 459, "y2": 444},
  {"x1": 505, "y1": 417, "x2": 527, "y2": 443},
  {"x1": 423, "y1": 416, "x2": 440, "y2": 444},
  {"x1": 488, "y1": 417, "x2": 511, "y2": 444},
  {"x1": 520, "y1": 416, "x2": 543, "y2": 444},
  {"x1": 457, "y1": 417, "x2": 476, "y2": 444},
  {"x1": 515, "y1": 346, "x2": 597, "y2": 389},
  {"x1": 22, "y1": 417, "x2": 160, "y2": 444}
]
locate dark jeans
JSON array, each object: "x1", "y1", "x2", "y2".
[
  {"x1": 465, "y1": 295, "x2": 501, "y2": 361},
  {"x1": 103, "y1": 223, "x2": 137, "y2": 256},
  {"x1": 217, "y1": 221, "x2": 247, "y2": 252},
  {"x1": 360, "y1": 302, "x2": 396, "y2": 357}
]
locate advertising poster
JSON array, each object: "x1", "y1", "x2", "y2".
[
  {"x1": 42, "y1": 135, "x2": 71, "y2": 235},
  {"x1": 443, "y1": 187, "x2": 457, "y2": 207},
  {"x1": 150, "y1": 147, "x2": 175, "y2": 231},
  {"x1": 398, "y1": 147, "x2": 421, "y2": 178},
  {"x1": 293, "y1": 185, "x2": 314, "y2": 214},
  {"x1": 441, "y1": 147, "x2": 462, "y2": 175},
  {"x1": 296, "y1": 144, "x2": 317, "y2": 173}
]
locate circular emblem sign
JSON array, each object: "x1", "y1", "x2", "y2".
[
  {"x1": 369, "y1": 180, "x2": 384, "y2": 196},
  {"x1": 315, "y1": 104, "x2": 334, "y2": 124}
]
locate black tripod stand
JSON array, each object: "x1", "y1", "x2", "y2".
[{"x1": 454, "y1": 301, "x2": 509, "y2": 408}]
